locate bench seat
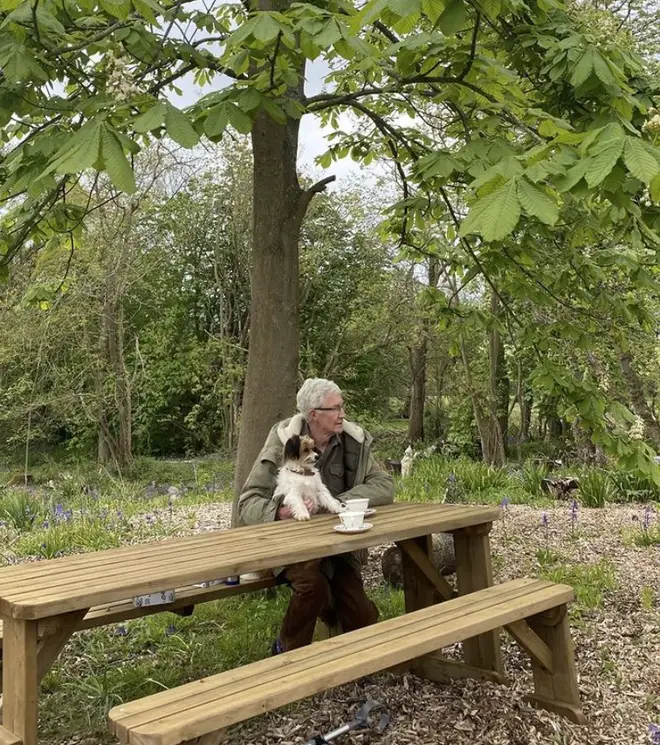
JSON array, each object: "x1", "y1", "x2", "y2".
[
  {"x1": 109, "y1": 577, "x2": 585, "y2": 745},
  {"x1": 0, "y1": 576, "x2": 276, "y2": 652}
]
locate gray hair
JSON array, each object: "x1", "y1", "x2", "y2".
[{"x1": 296, "y1": 378, "x2": 342, "y2": 419}]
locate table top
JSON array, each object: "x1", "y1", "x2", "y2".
[{"x1": 0, "y1": 503, "x2": 500, "y2": 620}]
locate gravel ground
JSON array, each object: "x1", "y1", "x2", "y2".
[{"x1": 168, "y1": 501, "x2": 660, "y2": 745}]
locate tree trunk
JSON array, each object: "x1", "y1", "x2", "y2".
[
  {"x1": 232, "y1": 69, "x2": 335, "y2": 524},
  {"x1": 408, "y1": 339, "x2": 427, "y2": 443},
  {"x1": 620, "y1": 351, "x2": 660, "y2": 449},
  {"x1": 407, "y1": 259, "x2": 439, "y2": 444},
  {"x1": 489, "y1": 292, "x2": 509, "y2": 451}
]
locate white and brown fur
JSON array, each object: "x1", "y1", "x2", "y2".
[{"x1": 274, "y1": 434, "x2": 345, "y2": 521}]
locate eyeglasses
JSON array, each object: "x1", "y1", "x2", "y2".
[{"x1": 315, "y1": 405, "x2": 345, "y2": 413}]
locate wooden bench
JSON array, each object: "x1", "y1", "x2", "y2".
[
  {"x1": 109, "y1": 577, "x2": 586, "y2": 745},
  {"x1": 0, "y1": 576, "x2": 276, "y2": 656}
]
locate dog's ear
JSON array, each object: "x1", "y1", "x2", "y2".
[{"x1": 284, "y1": 435, "x2": 301, "y2": 461}]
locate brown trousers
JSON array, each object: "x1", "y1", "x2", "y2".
[{"x1": 279, "y1": 557, "x2": 379, "y2": 651}]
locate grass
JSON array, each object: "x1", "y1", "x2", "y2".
[
  {"x1": 0, "y1": 449, "x2": 655, "y2": 743},
  {"x1": 537, "y1": 557, "x2": 617, "y2": 613},
  {"x1": 38, "y1": 585, "x2": 405, "y2": 742}
]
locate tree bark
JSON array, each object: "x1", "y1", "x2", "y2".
[
  {"x1": 232, "y1": 59, "x2": 335, "y2": 523},
  {"x1": 408, "y1": 340, "x2": 427, "y2": 443},
  {"x1": 407, "y1": 259, "x2": 439, "y2": 444},
  {"x1": 620, "y1": 351, "x2": 660, "y2": 449},
  {"x1": 489, "y1": 291, "x2": 509, "y2": 452}
]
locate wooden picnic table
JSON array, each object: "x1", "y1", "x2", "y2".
[{"x1": 0, "y1": 503, "x2": 502, "y2": 745}]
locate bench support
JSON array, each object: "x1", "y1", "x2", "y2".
[
  {"x1": 523, "y1": 605, "x2": 587, "y2": 725},
  {"x1": 452, "y1": 523, "x2": 504, "y2": 677}
]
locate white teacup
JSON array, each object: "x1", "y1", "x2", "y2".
[
  {"x1": 345, "y1": 498, "x2": 369, "y2": 513},
  {"x1": 339, "y1": 511, "x2": 365, "y2": 530}
]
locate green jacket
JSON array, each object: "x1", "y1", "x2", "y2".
[{"x1": 238, "y1": 414, "x2": 394, "y2": 527}]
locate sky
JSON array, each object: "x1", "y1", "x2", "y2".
[{"x1": 172, "y1": 58, "x2": 374, "y2": 190}]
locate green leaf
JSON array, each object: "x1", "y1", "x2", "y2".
[
  {"x1": 592, "y1": 50, "x2": 616, "y2": 87},
  {"x1": 204, "y1": 104, "x2": 229, "y2": 139},
  {"x1": 227, "y1": 104, "x2": 252, "y2": 134},
  {"x1": 252, "y1": 13, "x2": 281, "y2": 43},
  {"x1": 517, "y1": 179, "x2": 559, "y2": 225},
  {"x1": 460, "y1": 179, "x2": 521, "y2": 241},
  {"x1": 570, "y1": 48, "x2": 594, "y2": 88},
  {"x1": 554, "y1": 160, "x2": 587, "y2": 192},
  {"x1": 623, "y1": 138, "x2": 660, "y2": 184},
  {"x1": 478, "y1": 0, "x2": 500, "y2": 19},
  {"x1": 438, "y1": 0, "x2": 466, "y2": 35},
  {"x1": 100, "y1": 0, "x2": 131, "y2": 19},
  {"x1": 651, "y1": 173, "x2": 660, "y2": 203},
  {"x1": 314, "y1": 19, "x2": 343, "y2": 47},
  {"x1": 421, "y1": 0, "x2": 444, "y2": 23},
  {"x1": 50, "y1": 120, "x2": 103, "y2": 174},
  {"x1": 133, "y1": 102, "x2": 166, "y2": 133},
  {"x1": 100, "y1": 127, "x2": 137, "y2": 193},
  {"x1": 389, "y1": 0, "x2": 421, "y2": 17},
  {"x1": 165, "y1": 104, "x2": 199, "y2": 148},
  {"x1": 584, "y1": 139, "x2": 623, "y2": 188}
]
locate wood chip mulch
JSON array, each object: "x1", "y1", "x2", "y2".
[{"x1": 184, "y1": 503, "x2": 659, "y2": 745}]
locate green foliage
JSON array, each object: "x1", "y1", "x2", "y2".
[
  {"x1": 0, "y1": 489, "x2": 46, "y2": 530},
  {"x1": 577, "y1": 469, "x2": 618, "y2": 507},
  {"x1": 516, "y1": 461, "x2": 549, "y2": 498},
  {"x1": 538, "y1": 557, "x2": 617, "y2": 611}
]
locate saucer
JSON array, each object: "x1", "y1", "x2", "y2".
[
  {"x1": 334, "y1": 522, "x2": 373, "y2": 534},
  {"x1": 364, "y1": 508, "x2": 376, "y2": 517}
]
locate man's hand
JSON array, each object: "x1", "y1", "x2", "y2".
[{"x1": 277, "y1": 499, "x2": 314, "y2": 520}]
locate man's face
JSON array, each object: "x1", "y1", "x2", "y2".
[{"x1": 312, "y1": 393, "x2": 345, "y2": 436}]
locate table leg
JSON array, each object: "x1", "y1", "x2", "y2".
[
  {"x1": 2, "y1": 616, "x2": 38, "y2": 745},
  {"x1": 398, "y1": 535, "x2": 439, "y2": 613},
  {"x1": 452, "y1": 523, "x2": 504, "y2": 676}
]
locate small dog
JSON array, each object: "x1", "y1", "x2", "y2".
[{"x1": 275, "y1": 434, "x2": 345, "y2": 521}]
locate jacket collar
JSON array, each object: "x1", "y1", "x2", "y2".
[{"x1": 277, "y1": 413, "x2": 365, "y2": 445}]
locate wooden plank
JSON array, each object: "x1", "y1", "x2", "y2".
[
  {"x1": 452, "y1": 523, "x2": 503, "y2": 675},
  {"x1": 0, "y1": 505, "x2": 469, "y2": 589},
  {"x1": 0, "y1": 725, "x2": 22, "y2": 745},
  {"x1": 524, "y1": 605, "x2": 586, "y2": 724},
  {"x1": 112, "y1": 579, "x2": 546, "y2": 725},
  {"x1": 0, "y1": 506, "x2": 501, "y2": 620},
  {"x1": 0, "y1": 577, "x2": 278, "y2": 652},
  {"x1": 413, "y1": 652, "x2": 508, "y2": 684},
  {"x1": 36, "y1": 609, "x2": 87, "y2": 683},
  {"x1": 398, "y1": 539, "x2": 455, "y2": 602},
  {"x1": 111, "y1": 581, "x2": 575, "y2": 745},
  {"x1": 2, "y1": 618, "x2": 38, "y2": 745},
  {"x1": 505, "y1": 619, "x2": 553, "y2": 673},
  {"x1": 3, "y1": 505, "x2": 486, "y2": 597},
  {"x1": 400, "y1": 536, "x2": 438, "y2": 613}
]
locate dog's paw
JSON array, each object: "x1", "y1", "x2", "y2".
[
  {"x1": 293, "y1": 509, "x2": 311, "y2": 521},
  {"x1": 328, "y1": 501, "x2": 345, "y2": 514}
]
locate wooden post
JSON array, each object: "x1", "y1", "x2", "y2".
[
  {"x1": 398, "y1": 535, "x2": 439, "y2": 613},
  {"x1": 523, "y1": 605, "x2": 587, "y2": 725},
  {"x1": 452, "y1": 523, "x2": 504, "y2": 677},
  {"x1": 2, "y1": 617, "x2": 38, "y2": 745}
]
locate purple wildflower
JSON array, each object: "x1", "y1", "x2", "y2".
[
  {"x1": 42, "y1": 520, "x2": 49, "y2": 529},
  {"x1": 541, "y1": 512, "x2": 549, "y2": 527},
  {"x1": 166, "y1": 624, "x2": 177, "y2": 636},
  {"x1": 114, "y1": 625, "x2": 128, "y2": 637},
  {"x1": 571, "y1": 500, "x2": 579, "y2": 524},
  {"x1": 643, "y1": 506, "x2": 653, "y2": 532},
  {"x1": 648, "y1": 723, "x2": 660, "y2": 745},
  {"x1": 500, "y1": 497, "x2": 510, "y2": 510}
]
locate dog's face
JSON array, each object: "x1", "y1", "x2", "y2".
[{"x1": 283, "y1": 435, "x2": 318, "y2": 467}]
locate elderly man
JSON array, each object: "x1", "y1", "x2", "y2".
[{"x1": 238, "y1": 377, "x2": 394, "y2": 654}]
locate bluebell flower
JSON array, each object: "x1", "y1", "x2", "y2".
[
  {"x1": 648, "y1": 723, "x2": 660, "y2": 745},
  {"x1": 114, "y1": 625, "x2": 128, "y2": 637},
  {"x1": 541, "y1": 512, "x2": 549, "y2": 527},
  {"x1": 166, "y1": 624, "x2": 177, "y2": 636},
  {"x1": 500, "y1": 497, "x2": 510, "y2": 509}
]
